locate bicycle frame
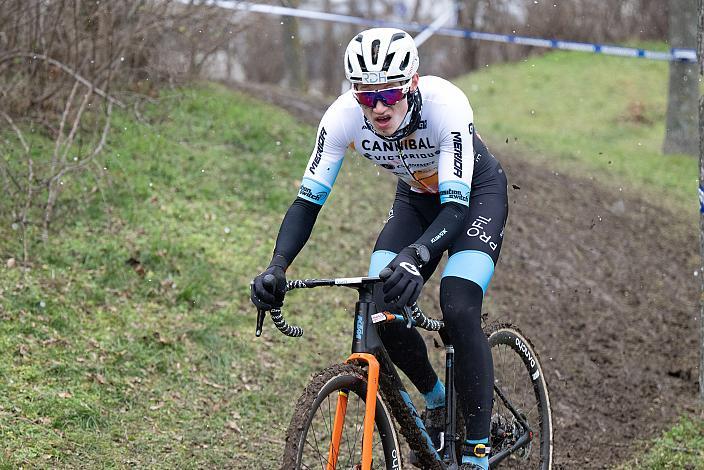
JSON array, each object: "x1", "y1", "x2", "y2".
[
  {"x1": 257, "y1": 275, "x2": 539, "y2": 470},
  {"x1": 341, "y1": 280, "x2": 453, "y2": 470},
  {"x1": 343, "y1": 282, "x2": 538, "y2": 469}
]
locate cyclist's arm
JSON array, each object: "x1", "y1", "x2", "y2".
[
  {"x1": 269, "y1": 100, "x2": 352, "y2": 269},
  {"x1": 269, "y1": 197, "x2": 321, "y2": 269},
  {"x1": 411, "y1": 96, "x2": 475, "y2": 260}
]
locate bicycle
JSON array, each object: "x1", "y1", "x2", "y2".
[{"x1": 253, "y1": 274, "x2": 553, "y2": 470}]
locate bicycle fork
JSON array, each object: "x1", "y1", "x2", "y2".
[
  {"x1": 327, "y1": 353, "x2": 380, "y2": 470},
  {"x1": 327, "y1": 288, "x2": 382, "y2": 470}
]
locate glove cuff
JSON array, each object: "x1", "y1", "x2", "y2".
[
  {"x1": 269, "y1": 253, "x2": 289, "y2": 271},
  {"x1": 402, "y1": 243, "x2": 430, "y2": 268}
]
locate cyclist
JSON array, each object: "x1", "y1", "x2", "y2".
[{"x1": 251, "y1": 27, "x2": 508, "y2": 470}]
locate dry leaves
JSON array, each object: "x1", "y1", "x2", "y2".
[
  {"x1": 201, "y1": 378, "x2": 224, "y2": 389},
  {"x1": 92, "y1": 373, "x2": 107, "y2": 385},
  {"x1": 126, "y1": 257, "x2": 145, "y2": 277},
  {"x1": 225, "y1": 421, "x2": 241, "y2": 433},
  {"x1": 16, "y1": 344, "x2": 30, "y2": 357}
]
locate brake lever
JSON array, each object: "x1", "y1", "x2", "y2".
[
  {"x1": 251, "y1": 278, "x2": 267, "y2": 337},
  {"x1": 253, "y1": 274, "x2": 277, "y2": 337},
  {"x1": 402, "y1": 305, "x2": 413, "y2": 329},
  {"x1": 256, "y1": 308, "x2": 266, "y2": 337}
]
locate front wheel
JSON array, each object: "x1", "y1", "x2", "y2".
[
  {"x1": 282, "y1": 363, "x2": 402, "y2": 470},
  {"x1": 487, "y1": 324, "x2": 553, "y2": 469}
]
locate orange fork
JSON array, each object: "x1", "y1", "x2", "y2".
[
  {"x1": 326, "y1": 389, "x2": 348, "y2": 469},
  {"x1": 325, "y1": 353, "x2": 381, "y2": 470}
]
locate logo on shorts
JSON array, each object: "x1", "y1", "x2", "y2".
[
  {"x1": 466, "y1": 215, "x2": 498, "y2": 251},
  {"x1": 385, "y1": 209, "x2": 394, "y2": 223}
]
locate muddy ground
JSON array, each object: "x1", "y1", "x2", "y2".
[
  {"x1": 494, "y1": 156, "x2": 700, "y2": 468},
  {"x1": 230, "y1": 81, "x2": 702, "y2": 468}
]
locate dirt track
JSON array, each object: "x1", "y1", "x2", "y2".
[
  {"x1": 494, "y1": 155, "x2": 699, "y2": 468},
  {"x1": 230, "y1": 81, "x2": 702, "y2": 468}
]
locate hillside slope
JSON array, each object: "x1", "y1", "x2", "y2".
[
  {"x1": 0, "y1": 70, "x2": 698, "y2": 468},
  {"x1": 227, "y1": 72, "x2": 700, "y2": 467}
]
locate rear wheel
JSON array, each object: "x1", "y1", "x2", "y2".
[
  {"x1": 487, "y1": 324, "x2": 553, "y2": 469},
  {"x1": 283, "y1": 363, "x2": 402, "y2": 470}
]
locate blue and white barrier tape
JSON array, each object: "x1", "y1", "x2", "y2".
[
  {"x1": 191, "y1": 1, "x2": 697, "y2": 63},
  {"x1": 699, "y1": 185, "x2": 704, "y2": 213}
]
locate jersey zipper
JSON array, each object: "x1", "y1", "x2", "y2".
[{"x1": 397, "y1": 146, "x2": 433, "y2": 192}]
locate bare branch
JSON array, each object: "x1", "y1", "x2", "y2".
[
  {"x1": 43, "y1": 99, "x2": 112, "y2": 241},
  {"x1": 0, "y1": 152, "x2": 22, "y2": 194},
  {"x1": 1, "y1": 110, "x2": 30, "y2": 153},
  {"x1": 1, "y1": 108, "x2": 33, "y2": 263},
  {"x1": 65, "y1": 101, "x2": 113, "y2": 174},
  {"x1": 88, "y1": 101, "x2": 113, "y2": 160},
  {"x1": 51, "y1": 80, "x2": 80, "y2": 180},
  {"x1": 0, "y1": 52, "x2": 125, "y2": 107},
  {"x1": 21, "y1": 144, "x2": 34, "y2": 265},
  {"x1": 59, "y1": 85, "x2": 94, "y2": 168}
]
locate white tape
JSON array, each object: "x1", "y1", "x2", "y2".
[
  {"x1": 413, "y1": 9, "x2": 455, "y2": 47},
  {"x1": 335, "y1": 277, "x2": 364, "y2": 285},
  {"x1": 182, "y1": 0, "x2": 697, "y2": 62}
]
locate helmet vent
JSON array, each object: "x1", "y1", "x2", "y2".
[
  {"x1": 391, "y1": 32, "x2": 406, "y2": 42},
  {"x1": 382, "y1": 52, "x2": 395, "y2": 71},
  {"x1": 357, "y1": 54, "x2": 368, "y2": 72},
  {"x1": 371, "y1": 39, "x2": 380, "y2": 63},
  {"x1": 399, "y1": 52, "x2": 410, "y2": 71},
  {"x1": 344, "y1": 28, "x2": 419, "y2": 84}
]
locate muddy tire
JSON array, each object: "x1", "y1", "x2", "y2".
[
  {"x1": 487, "y1": 323, "x2": 553, "y2": 469},
  {"x1": 282, "y1": 363, "x2": 402, "y2": 470}
]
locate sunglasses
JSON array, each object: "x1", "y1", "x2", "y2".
[{"x1": 353, "y1": 83, "x2": 410, "y2": 108}]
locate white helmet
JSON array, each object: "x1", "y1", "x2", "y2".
[{"x1": 344, "y1": 28, "x2": 419, "y2": 85}]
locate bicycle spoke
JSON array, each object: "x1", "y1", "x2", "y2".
[
  {"x1": 284, "y1": 365, "x2": 403, "y2": 470},
  {"x1": 489, "y1": 328, "x2": 552, "y2": 470},
  {"x1": 304, "y1": 418, "x2": 326, "y2": 469}
]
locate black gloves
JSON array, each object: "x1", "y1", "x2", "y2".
[
  {"x1": 379, "y1": 245, "x2": 428, "y2": 310},
  {"x1": 251, "y1": 261, "x2": 287, "y2": 310}
]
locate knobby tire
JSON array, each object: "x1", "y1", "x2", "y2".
[
  {"x1": 282, "y1": 363, "x2": 402, "y2": 470},
  {"x1": 487, "y1": 323, "x2": 554, "y2": 470}
]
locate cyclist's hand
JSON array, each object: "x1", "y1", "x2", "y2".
[
  {"x1": 379, "y1": 247, "x2": 424, "y2": 309},
  {"x1": 251, "y1": 265, "x2": 287, "y2": 310}
]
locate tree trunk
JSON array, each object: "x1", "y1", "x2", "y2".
[
  {"x1": 281, "y1": 0, "x2": 307, "y2": 92},
  {"x1": 664, "y1": 0, "x2": 698, "y2": 156},
  {"x1": 322, "y1": 0, "x2": 337, "y2": 96},
  {"x1": 457, "y1": 0, "x2": 483, "y2": 70},
  {"x1": 697, "y1": 0, "x2": 704, "y2": 401}
]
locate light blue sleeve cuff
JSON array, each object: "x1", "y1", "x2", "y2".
[
  {"x1": 439, "y1": 180, "x2": 470, "y2": 206},
  {"x1": 298, "y1": 177, "x2": 332, "y2": 205}
]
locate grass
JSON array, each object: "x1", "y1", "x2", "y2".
[
  {"x1": 615, "y1": 416, "x2": 704, "y2": 469},
  {"x1": 453, "y1": 47, "x2": 698, "y2": 216},
  {"x1": 0, "y1": 83, "x2": 394, "y2": 468},
  {"x1": 0, "y1": 44, "x2": 701, "y2": 467}
]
